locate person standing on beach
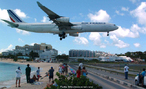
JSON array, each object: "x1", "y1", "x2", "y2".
[
  {"x1": 58, "y1": 65, "x2": 62, "y2": 75},
  {"x1": 16, "y1": 67, "x2": 22, "y2": 87},
  {"x1": 76, "y1": 66, "x2": 81, "y2": 78},
  {"x1": 124, "y1": 64, "x2": 129, "y2": 79},
  {"x1": 49, "y1": 67, "x2": 54, "y2": 83},
  {"x1": 82, "y1": 66, "x2": 87, "y2": 77},
  {"x1": 25, "y1": 64, "x2": 31, "y2": 83},
  {"x1": 64, "y1": 64, "x2": 68, "y2": 76},
  {"x1": 36, "y1": 67, "x2": 40, "y2": 81},
  {"x1": 79, "y1": 62, "x2": 83, "y2": 69}
]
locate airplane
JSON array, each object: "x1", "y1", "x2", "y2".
[{"x1": 2, "y1": 1, "x2": 118, "y2": 40}]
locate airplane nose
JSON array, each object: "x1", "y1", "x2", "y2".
[{"x1": 116, "y1": 26, "x2": 118, "y2": 29}]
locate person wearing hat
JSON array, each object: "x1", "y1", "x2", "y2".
[
  {"x1": 48, "y1": 67, "x2": 54, "y2": 83},
  {"x1": 25, "y1": 64, "x2": 31, "y2": 83},
  {"x1": 16, "y1": 67, "x2": 22, "y2": 87}
]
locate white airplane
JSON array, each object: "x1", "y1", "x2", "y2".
[{"x1": 2, "y1": 1, "x2": 118, "y2": 40}]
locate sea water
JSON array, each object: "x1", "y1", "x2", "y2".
[{"x1": 0, "y1": 62, "x2": 37, "y2": 88}]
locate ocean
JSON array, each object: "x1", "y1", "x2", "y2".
[{"x1": 0, "y1": 62, "x2": 37, "y2": 88}]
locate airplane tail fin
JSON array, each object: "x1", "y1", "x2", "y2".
[{"x1": 7, "y1": 9, "x2": 25, "y2": 23}]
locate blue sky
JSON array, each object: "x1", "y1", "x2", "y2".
[{"x1": 0, "y1": 0, "x2": 146, "y2": 55}]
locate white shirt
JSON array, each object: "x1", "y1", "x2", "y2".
[
  {"x1": 79, "y1": 63, "x2": 83, "y2": 69},
  {"x1": 36, "y1": 69, "x2": 40, "y2": 75},
  {"x1": 59, "y1": 67, "x2": 62, "y2": 72},
  {"x1": 16, "y1": 69, "x2": 22, "y2": 78},
  {"x1": 124, "y1": 66, "x2": 129, "y2": 72}
]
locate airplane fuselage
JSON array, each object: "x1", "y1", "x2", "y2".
[
  {"x1": 2, "y1": 2, "x2": 119, "y2": 40},
  {"x1": 17, "y1": 22, "x2": 118, "y2": 34}
]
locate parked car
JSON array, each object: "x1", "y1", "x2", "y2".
[{"x1": 135, "y1": 73, "x2": 146, "y2": 86}]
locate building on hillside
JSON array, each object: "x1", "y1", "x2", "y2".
[
  {"x1": 117, "y1": 56, "x2": 134, "y2": 62},
  {"x1": 99, "y1": 56, "x2": 134, "y2": 62},
  {"x1": 39, "y1": 49, "x2": 58, "y2": 62},
  {"x1": 99, "y1": 56, "x2": 117, "y2": 61},
  {"x1": 2, "y1": 43, "x2": 53, "y2": 57},
  {"x1": 69, "y1": 50, "x2": 96, "y2": 57}
]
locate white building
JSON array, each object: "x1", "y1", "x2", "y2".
[
  {"x1": 117, "y1": 56, "x2": 134, "y2": 62},
  {"x1": 99, "y1": 56, "x2": 134, "y2": 62},
  {"x1": 39, "y1": 49, "x2": 58, "y2": 62},
  {"x1": 99, "y1": 56, "x2": 117, "y2": 61}
]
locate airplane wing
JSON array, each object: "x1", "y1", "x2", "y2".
[
  {"x1": 37, "y1": 1, "x2": 73, "y2": 30},
  {"x1": 1, "y1": 19, "x2": 18, "y2": 27}
]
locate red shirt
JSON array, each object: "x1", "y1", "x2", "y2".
[{"x1": 76, "y1": 70, "x2": 81, "y2": 78}]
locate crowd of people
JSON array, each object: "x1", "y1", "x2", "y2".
[
  {"x1": 15, "y1": 64, "x2": 41, "y2": 87},
  {"x1": 58, "y1": 63, "x2": 68, "y2": 76},
  {"x1": 76, "y1": 63, "x2": 88, "y2": 78},
  {"x1": 15, "y1": 62, "x2": 88, "y2": 88}
]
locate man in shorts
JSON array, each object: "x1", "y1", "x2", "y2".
[
  {"x1": 16, "y1": 67, "x2": 22, "y2": 87},
  {"x1": 49, "y1": 67, "x2": 54, "y2": 83},
  {"x1": 36, "y1": 67, "x2": 40, "y2": 81}
]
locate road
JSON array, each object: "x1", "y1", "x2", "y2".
[{"x1": 69, "y1": 64, "x2": 135, "y2": 89}]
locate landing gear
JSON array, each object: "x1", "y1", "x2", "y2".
[
  {"x1": 107, "y1": 31, "x2": 109, "y2": 36},
  {"x1": 59, "y1": 31, "x2": 66, "y2": 40}
]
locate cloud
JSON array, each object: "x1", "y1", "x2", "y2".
[
  {"x1": 89, "y1": 32, "x2": 106, "y2": 48},
  {"x1": 131, "y1": 24, "x2": 146, "y2": 34},
  {"x1": 79, "y1": 13, "x2": 84, "y2": 17},
  {"x1": 58, "y1": 51, "x2": 67, "y2": 55},
  {"x1": 103, "y1": 25, "x2": 139, "y2": 38},
  {"x1": 34, "y1": 18, "x2": 37, "y2": 22},
  {"x1": 134, "y1": 43, "x2": 140, "y2": 47},
  {"x1": 110, "y1": 35, "x2": 130, "y2": 48},
  {"x1": 89, "y1": 32, "x2": 101, "y2": 45},
  {"x1": 100, "y1": 45, "x2": 106, "y2": 48},
  {"x1": 129, "y1": 0, "x2": 139, "y2": 3},
  {"x1": 115, "y1": 10, "x2": 124, "y2": 16},
  {"x1": 0, "y1": 9, "x2": 27, "y2": 23},
  {"x1": 14, "y1": 9, "x2": 27, "y2": 18},
  {"x1": 121, "y1": 7, "x2": 129, "y2": 11},
  {"x1": 0, "y1": 9, "x2": 29, "y2": 35},
  {"x1": 41, "y1": 16, "x2": 49, "y2": 23},
  {"x1": 0, "y1": 9, "x2": 9, "y2": 23},
  {"x1": 0, "y1": 44, "x2": 13, "y2": 53},
  {"x1": 88, "y1": 9, "x2": 111, "y2": 22},
  {"x1": 16, "y1": 29, "x2": 30, "y2": 35},
  {"x1": 130, "y1": 2, "x2": 146, "y2": 25},
  {"x1": 103, "y1": 24, "x2": 146, "y2": 39},
  {"x1": 74, "y1": 37, "x2": 89, "y2": 45},
  {"x1": 30, "y1": 43, "x2": 35, "y2": 46},
  {"x1": 18, "y1": 38, "x2": 24, "y2": 43}
]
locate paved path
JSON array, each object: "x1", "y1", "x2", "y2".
[
  {"x1": 85, "y1": 64, "x2": 138, "y2": 75},
  {"x1": 84, "y1": 64, "x2": 136, "y2": 85},
  {"x1": 70, "y1": 65, "x2": 133, "y2": 89}
]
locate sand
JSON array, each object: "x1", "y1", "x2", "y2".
[{"x1": 0, "y1": 59, "x2": 63, "y2": 89}]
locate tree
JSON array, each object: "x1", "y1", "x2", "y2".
[
  {"x1": 45, "y1": 72, "x2": 102, "y2": 89},
  {"x1": 16, "y1": 52, "x2": 23, "y2": 56},
  {"x1": 29, "y1": 51, "x2": 39, "y2": 60},
  {"x1": 56, "y1": 55, "x2": 69, "y2": 60}
]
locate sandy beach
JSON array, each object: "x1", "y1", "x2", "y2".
[{"x1": 0, "y1": 59, "x2": 61, "y2": 89}]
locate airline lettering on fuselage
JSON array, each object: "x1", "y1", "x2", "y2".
[{"x1": 81, "y1": 22, "x2": 105, "y2": 24}]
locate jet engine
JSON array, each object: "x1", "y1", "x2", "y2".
[
  {"x1": 71, "y1": 26, "x2": 82, "y2": 30},
  {"x1": 69, "y1": 33, "x2": 79, "y2": 37},
  {"x1": 56, "y1": 17, "x2": 69, "y2": 23}
]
